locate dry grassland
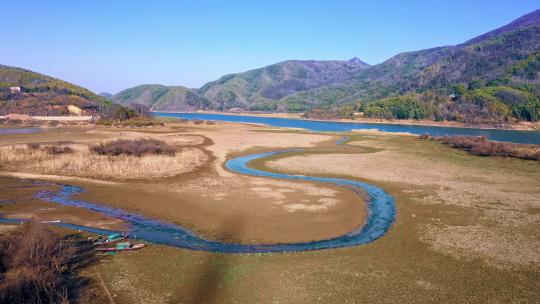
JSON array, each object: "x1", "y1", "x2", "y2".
[
  {"x1": 266, "y1": 135, "x2": 540, "y2": 269},
  {"x1": 0, "y1": 143, "x2": 207, "y2": 179}
]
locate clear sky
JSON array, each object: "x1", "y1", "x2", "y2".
[{"x1": 2, "y1": 1, "x2": 538, "y2": 93}]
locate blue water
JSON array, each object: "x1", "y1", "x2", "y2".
[
  {"x1": 0, "y1": 150, "x2": 395, "y2": 253},
  {"x1": 153, "y1": 112, "x2": 540, "y2": 145},
  {"x1": 0, "y1": 128, "x2": 41, "y2": 135}
]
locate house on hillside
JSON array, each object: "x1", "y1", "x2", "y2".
[{"x1": 9, "y1": 86, "x2": 21, "y2": 94}]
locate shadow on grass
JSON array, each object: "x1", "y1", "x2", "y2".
[
  {"x1": 65, "y1": 234, "x2": 105, "y2": 300},
  {"x1": 176, "y1": 216, "x2": 245, "y2": 303}
]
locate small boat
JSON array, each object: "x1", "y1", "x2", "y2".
[
  {"x1": 95, "y1": 242, "x2": 145, "y2": 252},
  {"x1": 41, "y1": 220, "x2": 62, "y2": 224},
  {"x1": 92, "y1": 233, "x2": 128, "y2": 246}
]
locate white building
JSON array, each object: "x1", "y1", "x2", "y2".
[{"x1": 9, "y1": 87, "x2": 21, "y2": 94}]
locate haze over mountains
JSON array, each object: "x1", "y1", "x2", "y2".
[{"x1": 1, "y1": 9, "x2": 539, "y2": 123}]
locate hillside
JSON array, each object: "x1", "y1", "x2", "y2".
[
  {"x1": 281, "y1": 9, "x2": 540, "y2": 123},
  {"x1": 113, "y1": 84, "x2": 210, "y2": 111},
  {"x1": 284, "y1": 10, "x2": 539, "y2": 105},
  {"x1": 461, "y1": 9, "x2": 540, "y2": 46},
  {"x1": 197, "y1": 59, "x2": 370, "y2": 110},
  {"x1": 0, "y1": 65, "x2": 110, "y2": 116}
]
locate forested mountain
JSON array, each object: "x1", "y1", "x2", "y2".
[
  {"x1": 113, "y1": 84, "x2": 210, "y2": 111},
  {"x1": 0, "y1": 65, "x2": 110, "y2": 116},
  {"x1": 278, "y1": 9, "x2": 540, "y2": 123},
  {"x1": 282, "y1": 10, "x2": 540, "y2": 113},
  {"x1": 461, "y1": 9, "x2": 540, "y2": 46},
  {"x1": 197, "y1": 59, "x2": 370, "y2": 110}
]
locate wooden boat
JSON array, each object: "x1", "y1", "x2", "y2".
[
  {"x1": 92, "y1": 233, "x2": 128, "y2": 246},
  {"x1": 95, "y1": 243, "x2": 145, "y2": 252}
]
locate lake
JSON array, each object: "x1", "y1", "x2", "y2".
[{"x1": 153, "y1": 112, "x2": 540, "y2": 145}]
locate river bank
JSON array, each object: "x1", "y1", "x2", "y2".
[
  {"x1": 154, "y1": 111, "x2": 540, "y2": 145},
  {"x1": 156, "y1": 110, "x2": 540, "y2": 131}
]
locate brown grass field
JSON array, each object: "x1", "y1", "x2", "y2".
[
  {"x1": 0, "y1": 120, "x2": 539, "y2": 303},
  {"x1": 423, "y1": 134, "x2": 540, "y2": 160},
  {"x1": 0, "y1": 142, "x2": 206, "y2": 179}
]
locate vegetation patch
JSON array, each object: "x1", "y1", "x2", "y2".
[
  {"x1": 26, "y1": 142, "x2": 74, "y2": 155},
  {"x1": 91, "y1": 139, "x2": 176, "y2": 157},
  {"x1": 422, "y1": 135, "x2": 540, "y2": 160},
  {"x1": 0, "y1": 222, "x2": 93, "y2": 304},
  {"x1": 0, "y1": 141, "x2": 206, "y2": 179}
]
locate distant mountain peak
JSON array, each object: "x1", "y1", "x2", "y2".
[
  {"x1": 99, "y1": 92, "x2": 113, "y2": 99},
  {"x1": 348, "y1": 57, "x2": 369, "y2": 66}
]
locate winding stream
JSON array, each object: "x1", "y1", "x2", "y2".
[{"x1": 1, "y1": 147, "x2": 395, "y2": 253}]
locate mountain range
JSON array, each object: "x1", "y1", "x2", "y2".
[
  {"x1": 111, "y1": 9, "x2": 539, "y2": 117},
  {"x1": 1, "y1": 9, "x2": 539, "y2": 123},
  {"x1": 108, "y1": 58, "x2": 371, "y2": 111}
]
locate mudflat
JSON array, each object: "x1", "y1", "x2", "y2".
[
  {"x1": 1, "y1": 121, "x2": 539, "y2": 303},
  {"x1": 0, "y1": 122, "x2": 365, "y2": 244}
]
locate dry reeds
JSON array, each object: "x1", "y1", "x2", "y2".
[
  {"x1": 26, "y1": 142, "x2": 41, "y2": 150},
  {"x1": 26, "y1": 142, "x2": 74, "y2": 155},
  {"x1": 44, "y1": 145, "x2": 74, "y2": 155},
  {"x1": 0, "y1": 142, "x2": 207, "y2": 179},
  {"x1": 422, "y1": 135, "x2": 540, "y2": 161}
]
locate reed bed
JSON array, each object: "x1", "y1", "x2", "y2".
[
  {"x1": 90, "y1": 138, "x2": 176, "y2": 157},
  {"x1": 422, "y1": 135, "x2": 540, "y2": 161},
  {"x1": 0, "y1": 141, "x2": 207, "y2": 179}
]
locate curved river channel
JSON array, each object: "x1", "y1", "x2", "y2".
[{"x1": 1, "y1": 148, "x2": 396, "y2": 253}]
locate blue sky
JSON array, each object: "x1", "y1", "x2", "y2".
[{"x1": 2, "y1": 1, "x2": 538, "y2": 93}]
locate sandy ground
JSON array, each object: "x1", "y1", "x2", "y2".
[
  {"x1": 191, "y1": 122, "x2": 332, "y2": 175},
  {"x1": 0, "y1": 114, "x2": 93, "y2": 121},
  {"x1": 266, "y1": 134, "x2": 540, "y2": 269},
  {"x1": 31, "y1": 115, "x2": 93, "y2": 121}
]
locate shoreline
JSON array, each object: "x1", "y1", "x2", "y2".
[{"x1": 153, "y1": 110, "x2": 540, "y2": 131}]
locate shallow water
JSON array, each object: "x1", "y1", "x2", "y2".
[
  {"x1": 0, "y1": 128, "x2": 41, "y2": 135},
  {"x1": 0, "y1": 150, "x2": 395, "y2": 253},
  {"x1": 153, "y1": 112, "x2": 540, "y2": 145}
]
